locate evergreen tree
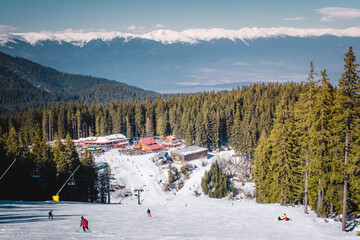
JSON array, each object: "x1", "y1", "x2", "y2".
[
  {"x1": 309, "y1": 70, "x2": 334, "y2": 217},
  {"x1": 145, "y1": 98, "x2": 155, "y2": 137},
  {"x1": 201, "y1": 161, "x2": 233, "y2": 198},
  {"x1": 253, "y1": 131, "x2": 272, "y2": 203},
  {"x1": 134, "y1": 101, "x2": 145, "y2": 137},
  {"x1": 267, "y1": 99, "x2": 302, "y2": 204},
  {"x1": 332, "y1": 46, "x2": 360, "y2": 231},
  {"x1": 295, "y1": 61, "x2": 316, "y2": 213},
  {"x1": 53, "y1": 133, "x2": 66, "y2": 176},
  {"x1": 79, "y1": 151, "x2": 98, "y2": 202},
  {"x1": 57, "y1": 105, "x2": 66, "y2": 139}
]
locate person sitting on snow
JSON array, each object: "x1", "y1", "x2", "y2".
[{"x1": 283, "y1": 213, "x2": 288, "y2": 221}]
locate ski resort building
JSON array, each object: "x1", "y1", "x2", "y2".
[
  {"x1": 170, "y1": 146, "x2": 208, "y2": 164},
  {"x1": 73, "y1": 134, "x2": 129, "y2": 149},
  {"x1": 133, "y1": 138, "x2": 165, "y2": 153},
  {"x1": 162, "y1": 135, "x2": 181, "y2": 148}
]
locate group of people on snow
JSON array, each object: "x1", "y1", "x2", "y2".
[
  {"x1": 277, "y1": 213, "x2": 290, "y2": 221},
  {"x1": 47, "y1": 208, "x2": 152, "y2": 233},
  {"x1": 48, "y1": 210, "x2": 89, "y2": 232}
]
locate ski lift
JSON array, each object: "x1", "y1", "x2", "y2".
[
  {"x1": 67, "y1": 175, "x2": 76, "y2": 186},
  {"x1": 31, "y1": 165, "x2": 41, "y2": 178}
]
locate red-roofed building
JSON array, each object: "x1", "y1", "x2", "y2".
[
  {"x1": 135, "y1": 138, "x2": 165, "y2": 153},
  {"x1": 162, "y1": 135, "x2": 181, "y2": 148}
]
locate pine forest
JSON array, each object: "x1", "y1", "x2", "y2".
[{"x1": 0, "y1": 47, "x2": 360, "y2": 231}]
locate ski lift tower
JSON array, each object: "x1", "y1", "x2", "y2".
[
  {"x1": 107, "y1": 174, "x2": 115, "y2": 203},
  {"x1": 52, "y1": 165, "x2": 81, "y2": 201},
  {"x1": 133, "y1": 188, "x2": 144, "y2": 205}
]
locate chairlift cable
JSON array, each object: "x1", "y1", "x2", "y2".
[
  {"x1": 55, "y1": 165, "x2": 81, "y2": 196},
  {"x1": 0, "y1": 158, "x2": 17, "y2": 181}
]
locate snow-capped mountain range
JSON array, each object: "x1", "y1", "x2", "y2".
[
  {"x1": 2, "y1": 27, "x2": 360, "y2": 46},
  {"x1": 1, "y1": 27, "x2": 360, "y2": 93}
]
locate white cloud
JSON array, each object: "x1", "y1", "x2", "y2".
[
  {"x1": 282, "y1": 17, "x2": 306, "y2": 21},
  {"x1": 232, "y1": 62, "x2": 250, "y2": 67},
  {"x1": 260, "y1": 61, "x2": 289, "y2": 67},
  {"x1": 0, "y1": 25, "x2": 17, "y2": 33},
  {"x1": 155, "y1": 24, "x2": 165, "y2": 28},
  {"x1": 317, "y1": 7, "x2": 360, "y2": 22},
  {"x1": 126, "y1": 25, "x2": 146, "y2": 31},
  {"x1": 179, "y1": 67, "x2": 304, "y2": 86},
  {"x1": 59, "y1": 28, "x2": 95, "y2": 33},
  {"x1": 126, "y1": 25, "x2": 146, "y2": 33},
  {"x1": 127, "y1": 25, "x2": 137, "y2": 30}
]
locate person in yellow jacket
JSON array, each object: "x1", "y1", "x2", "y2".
[{"x1": 283, "y1": 213, "x2": 288, "y2": 221}]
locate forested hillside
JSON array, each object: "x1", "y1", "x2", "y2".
[
  {"x1": 0, "y1": 82, "x2": 302, "y2": 154},
  {"x1": 1, "y1": 47, "x2": 360, "y2": 232},
  {"x1": 0, "y1": 51, "x2": 160, "y2": 113},
  {"x1": 0, "y1": 81, "x2": 301, "y2": 202}
]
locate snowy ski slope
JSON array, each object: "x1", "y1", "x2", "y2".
[{"x1": 0, "y1": 149, "x2": 358, "y2": 239}]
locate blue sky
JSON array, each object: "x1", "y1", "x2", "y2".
[{"x1": 1, "y1": 0, "x2": 360, "y2": 33}]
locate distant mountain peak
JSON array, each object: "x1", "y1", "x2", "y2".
[{"x1": 1, "y1": 27, "x2": 360, "y2": 47}]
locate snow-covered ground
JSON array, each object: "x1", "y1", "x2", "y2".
[{"x1": 0, "y1": 149, "x2": 359, "y2": 239}]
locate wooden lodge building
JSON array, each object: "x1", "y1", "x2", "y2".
[
  {"x1": 170, "y1": 146, "x2": 208, "y2": 164},
  {"x1": 134, "y1": 138, "x2": 165, "y2": 153},
  {"x1": 162, "y1": 135, "x2": 181, "y2": 148}
]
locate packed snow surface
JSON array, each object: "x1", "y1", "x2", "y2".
[{"x1": 0, "y1": 149, "x2": 358, "y2": 239}]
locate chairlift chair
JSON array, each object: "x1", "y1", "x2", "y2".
[
  {"x1": 67, "y1": 175, "x2": 76, "y2": 186},
  {"x1": 31, "y1": 164, "x2": 41, "y2": 178},
  {"x1": 31, "y1": 169, "x2": 41, "y2": 178}
]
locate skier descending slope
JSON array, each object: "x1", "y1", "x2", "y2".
[
  {"x1": 80, "y1": 216, "x2": 89, "y2": 232},
  {"x1": 147, "y1": 208, "x2": 152, "y2": 217},
  {"x1": 48, "y1": 210, "x2": 53, "y2": 220}
]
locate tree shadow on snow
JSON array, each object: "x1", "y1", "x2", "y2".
[
  {"x1": 0, "y1": 214, "x2": 78, "y2": 224},
  {"x1": 346, "y1": 214, "x2": 359, "y2": 232},
  {"x1": 346, "y1": 221, "x2": 358, "y2": 232}
]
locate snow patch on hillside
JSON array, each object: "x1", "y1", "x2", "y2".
[
  {"x1": 94, "y1": 149, "x2": 253, "y2": 205},
  {"x1": 1, "y1": 27, "x2": 360, "y2": 46}
]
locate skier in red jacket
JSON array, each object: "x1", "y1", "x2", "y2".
[{"x1": 80, "y1": 216, "x2": 89, "y2": 232}]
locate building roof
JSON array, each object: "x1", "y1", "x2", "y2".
[
  {"x1": 138, "y1": 138, "x2": 165, "y2": 151},
  {"x1": 163, "y1": 135, "x2": 176, "y2": 142},
  {"x1": 75, "y1": 134, "x2": 127, "y2": 144},
  {"x1": 140, "y1": 138, "x2": 157, "y2": 145},
  {"x1": 171, "y1": 146, "x2": 208, "y2": 156},
  {"x1": 157, "y1": 151, "x2": 168, "y2": 158},
  {"x1": 147, "y1": 144, "x2": 165, "y2": 151}
]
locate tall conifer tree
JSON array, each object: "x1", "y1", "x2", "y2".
[
  {"x1": 295, "y1": 61, "x2": 316, "y2": 213},
  {"x1": 332, "y1": 46, "x2": 360, "y2": 231}
]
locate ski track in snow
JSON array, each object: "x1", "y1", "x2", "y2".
[{"x1": 0, "y1": 149, "x2": 358, "y2": 239}]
